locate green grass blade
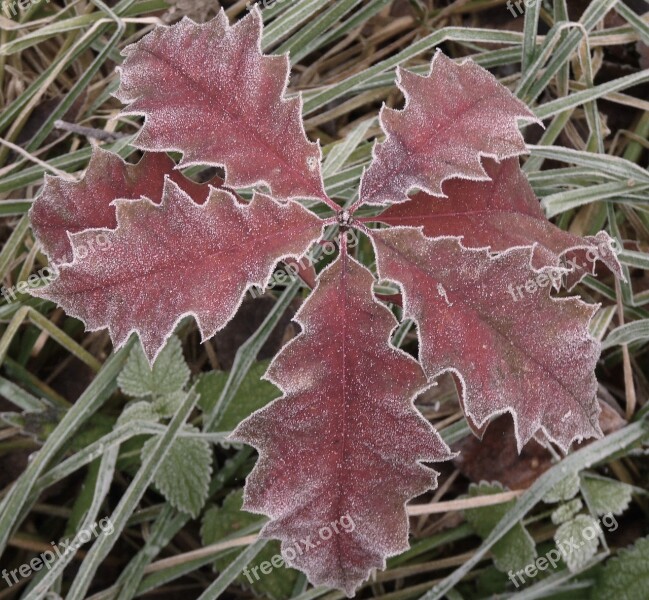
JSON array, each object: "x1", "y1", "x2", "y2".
[
  {"x1": 65, "y1": 389, "x2": 200, "y2": 600},
  {"x1": 419, "y1": 420, "x2": 649, "y2": 599},
  {"x1": 196, "y1": 538, "x2": 268, "y2": 600},
  {"x1": 0, "y1": 339, "x2": 133, "y2": 555}
]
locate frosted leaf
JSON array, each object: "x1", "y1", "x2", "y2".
[
  {"x1": 371, "y1": 228, "x2": 603, "y2": 453},
  {"x1": 118, "y1": 401, "x2": 159, "y2": 425},
  {"x1": 29, "y1": 149, "x2": 210, "y2": 264},
  {"x1": 118, "y1": 335, "x2": 190, "y2": 397},
  {"x1": 543, "y1": 471, "x2": 581, "y2": 503},
  {"x1": 142, "y1": 424, "x2": 213, "y2": 517},
  {"x1": 552, "y1": 498, "x2": 584, "y2": 525},
  {"x1": 357, "y1": 51, "x2": 540, "y2": 207},
  {"x1": 230, "y1": 254, "x2": 453, "y2": 596},
  {"x1": 31, "y1": 181, "x2": 323, "y2": 363},
  {"x1": 593, "y1": 536, "x2": 649, "y2": 599},
  {"x1": 582, "y1": 476, "x2": 633, "y2": 517},
  {"x1": 152, "y1": 391, "x2": 187, "y2": 418},
  {"x1": 376, "y1": 157, "x2": 623, "y2": 285},
  {"x1": 115, "y1": 8, "x2": 326, "y2": 201},
  {"x1": 554, "y1": 514, "x2": 600, "y2": 572}
]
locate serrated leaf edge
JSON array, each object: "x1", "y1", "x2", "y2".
[
  {"x1": 31, "y1": 177, "x2": 324, "y2": 365},
  {"x1": 358, "y1": 49, "x2": 544, "y2": 207},
  {"x1": 114, "y1": 7, "x2": 326, "y2": 202},
  {"x1": 229, "y1": 253, "x2": 456, "y2": 587},
  {"x1": 368, "y1": 227, "x2": 603, "y2": 453}
]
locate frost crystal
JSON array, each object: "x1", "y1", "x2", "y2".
[
  {"x1": 230, "y1": 256, "x2": 452, "y2": 595},
  {"x1": 28, "y1": 8, "x2": 623, "y2": 596}
]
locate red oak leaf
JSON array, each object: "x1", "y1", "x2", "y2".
[
  {"x1": 32, "y1": 181, "x2": 323, "y2": 362},
  {"x1": 356, "y1": 51, "x2": 540, "y2": 208},
  {"x1": 373, "y1": 158, "x2": 623, "y2": 285},
  {"x1": 22, "y1": 6, "x2": 622, "y2": 593},
  {"x1": 29, "y1": 149, "x2": 210, "y2": 264},
  {"x1": 115, "y1": 8, "x2": 326, "y2": 202},
  {"x1": 562, "y1": 232, "x2": 624, "y2": 289},
  {"x1": 370, "y1": 227, "x2": 603, "y2": 453},
  {"x1": 230, "y1": 253, "x2": 452, "y2": 596}
]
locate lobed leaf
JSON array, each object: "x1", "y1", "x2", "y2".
[
  {"x1": 115, "y1": 8, "x2": 326, "y2": 202},
  {"x1": 142, "y1": 424, "x2": 213, "y2": 517},
  {"x1": 29, "y1": 149, "x2": 210, "y2": 264},
  {"x1": 230, "y1": 254, "x2": 452, "y2": 596},
  {"x1": 371, "y1": 228, "x2": 603, "y2": 452},
  {"x1": 118, "y1": 335, "x2": 190, "y2": 398},
  {"x1": 593, "y1": 535, "x2": 649, "y2": 600},
  {"x1": 357, "y1": 51, "x2": 540, "y2": 207},
  {"x1": 554, "y1": 514, "x2": 600, "y2": 572},
  {"x1": 581, "y1": 475, "x2": 633, "y2": 517},
  {"x1": 374, "y1": 157, "x2": 623, "y2": 284},
  {"x1": 32, "y1": 181, "x2": 323, "y2": 363}
]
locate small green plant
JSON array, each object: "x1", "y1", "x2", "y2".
[{"x1": 0, "y1": 1, "x2": 647, "y2": 598}]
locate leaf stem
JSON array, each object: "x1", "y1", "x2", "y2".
[
  {"x1": 318, "y1": 193, "x2": 341, "y2": 212},
  {"x1": 350, "y1": 220, "x2": 376, "y2": 240}
]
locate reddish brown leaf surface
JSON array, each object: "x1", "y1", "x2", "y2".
[
  {"x1": 562, "y1": 232, "x2": 623, "y2": 288},
  {"x1": 29, "y1": 149, "x2": 209, "y2": 264},
  {"x1": 230, "y1": 254, "x2": 452, "y2": 595},
  {"x1": 373, "y1": 158, "x2": 622, "y2": 284},
  {"x1": 371, "y1": 228, "x2": 603, "y2": 452},
  {"x1": 115, "y1": 8, "x2": 326, "y2": 201},
  {"x1": 32, "y1": 182, "x2": 323, "y2": 362},
  {"x1": 357, "y1": 51, "x2": 540, "y2": 207}
]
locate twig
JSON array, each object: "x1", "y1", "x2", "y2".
[
  {"x1": 615, "y1": 278, "x2": 637, "y2": 419},
  {"x1": 140, "y1": 490, "x2": 524, "y2": 574},
  {"x1": 54, "y1": 120, "x2": 124, "y2": 142},
  {"x1": 144, "y1": 534, "x2": 260, "y2": 573},
  {"x1": 408, "y1": 490, "x2": 524, "y2": 516}
]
